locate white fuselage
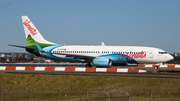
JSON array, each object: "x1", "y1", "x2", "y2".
[{"x1": 43, "y1": 45, "x2": 173, "y2": 64}]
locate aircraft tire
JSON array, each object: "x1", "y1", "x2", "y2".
[
  {"x1": 86, "y1": 63, "x2": 92, "y2": 67},
  {"x1": 154, "y1": 66, "x2": 158, "y2": 69}
]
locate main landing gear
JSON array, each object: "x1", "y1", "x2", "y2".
[{"x1": 85, "y1": 63, "x2": 92, "y2": 67}]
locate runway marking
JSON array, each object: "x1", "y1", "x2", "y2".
[
  {"x1": 45, "y1": 67, "x2": 55, "y2": 71},
  {"x1": 96, "y1": 68, "x2": 107, "y2": 72},
  {"x1": 16, "y1": 67, "x2": 25, "y2": 70},
  {"x1": 25, "y1": 67, "x2": 35, "y2": 70},
  {"x1": 35, "y1": 67, "x2": 45, "y2": 71},
  {"x1": 0, "y1": 66, "x2": 5, "y2": 70},
  {"x1": 86, "y1": 68, "x2": 96, "y2": 72},
  {"x1": 65, "y1": 67, "x2": 75, "y2": 71},
  {"x1": 54, "y1": 67, "x2": 65, "y2": 71},
  {"x1": 75, "y1": 67, "x2": 86, "y2": 72},
  {"x1": 0, "y1": 66, "x2": 146, "y2": 73},
  {"x1": 107, "y1": 68, "x2": 117, "y2": 72},
  {"x1": 128, "y1": 69, "x2": 139, "y2": 72},
  {"x1": 138, "y1": 65, "x2": 180, "y2": 68},
  {"x1": 6, "y1": 66, "x2": 16, "y2": 70},
  {"x1": 117, "y1": 68, "x2": 128, "y2": 72}
]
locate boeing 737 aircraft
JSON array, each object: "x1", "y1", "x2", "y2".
[{"x1": 9, "y1": 16, "x2": 174, "y2": 67}]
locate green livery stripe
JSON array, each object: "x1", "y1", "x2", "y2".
[
  {"x1": 26, "y1": 35, "x2": 58, "y2": 56},
  {"x1": 26, "y1": 35, "x2": 58, "y2": 48}
]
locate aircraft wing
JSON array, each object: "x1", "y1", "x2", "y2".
[
  {"x1": 33, "y1": 41, "x2": 97, "y2": 60},
  {"x1": 44, "y1": 51, "x2": 96, "y2": 60},
  {"x1": 8, "y1": 42, "x2": 97, "y2": 61}
]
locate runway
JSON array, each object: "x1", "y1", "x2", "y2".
[
  {"x1": 0, "y1": 64, "x2": 180, "y2": 78},
  {"x1": 1, "y1": 70, "x2": 180, "y2": 78}
]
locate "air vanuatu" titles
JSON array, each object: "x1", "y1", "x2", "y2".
[{"x1": 23, "y1": 19, "x2": 38, "y2": 36}]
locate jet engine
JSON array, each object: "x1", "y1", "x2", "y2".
[{"x1": 93, "y1": 57, "x2": 112, "y2": 67}]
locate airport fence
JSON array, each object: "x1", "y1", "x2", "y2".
[{"x1": 0, "y1": 86, "x2": 131, "y2": 101}]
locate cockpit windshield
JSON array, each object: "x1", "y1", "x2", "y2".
[{"x1": 159, "y1": 52, "x2": 167, "y2": 54}]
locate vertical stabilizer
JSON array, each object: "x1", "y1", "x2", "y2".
[{"x1": 22, "y1": 16, "x2": 58, "y2": 47}]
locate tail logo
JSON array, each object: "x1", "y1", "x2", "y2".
[{"x1": 23, "y1": 19, "x2": 38, "y2": 36}]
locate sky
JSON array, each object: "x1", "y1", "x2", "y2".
[{"x1": 0, "y1": 0, "x2": 180, "y2": 54}]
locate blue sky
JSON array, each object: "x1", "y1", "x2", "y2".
[{"x1": 0, "y1": 0, "x2": 180, "y2": 53}]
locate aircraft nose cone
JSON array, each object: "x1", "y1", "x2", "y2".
[{"x1": 167, "y1": 54, "x2": 174, "y2": 61}]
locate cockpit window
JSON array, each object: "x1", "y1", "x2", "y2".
[{"x1": 159, "y1": 52, "x2": 167, "y2": 54}]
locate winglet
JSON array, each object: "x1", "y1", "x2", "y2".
[{"x1": 101, "y1": 42, "x2": 105, "y2": 46}]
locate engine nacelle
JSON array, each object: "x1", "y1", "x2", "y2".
[{"x1": 93, "y1": 57, "x2": 112, "y2": 67}]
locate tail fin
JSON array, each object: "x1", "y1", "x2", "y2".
[{"x1": 22, "y1": 16, "x2": 58, "y2": 48}]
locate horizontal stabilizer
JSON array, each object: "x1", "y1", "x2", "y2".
[{"x1": 8, "y1": 44, "x2": 36, "y2": 50}]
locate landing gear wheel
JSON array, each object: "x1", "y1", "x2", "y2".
[
  {"x1": 154, "y1": 66, "x2": 158, "y2": 69},
  {"x1": 86, "y1": 63, "x2": 92, "y2": 67}
]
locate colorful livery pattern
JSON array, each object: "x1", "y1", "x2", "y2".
[{"x1": 9, "y1": 16, "x2": 174, "y2": 67}]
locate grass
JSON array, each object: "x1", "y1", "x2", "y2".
[{"x1": 0, "y1": 72, "x2": 180, "y2": 101}]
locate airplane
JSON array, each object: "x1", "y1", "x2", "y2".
[{"x1": 8, "y1": 16, "x2": 174, "y2": 67}]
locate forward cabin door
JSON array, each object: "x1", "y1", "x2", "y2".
[{"x1": 149, "y1": 50, "x2": 154, "y2": 58}]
